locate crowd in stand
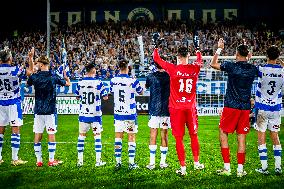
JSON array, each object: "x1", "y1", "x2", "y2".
[{"x1": 0, "y1": 20, "x2": 283, "y2": 80}]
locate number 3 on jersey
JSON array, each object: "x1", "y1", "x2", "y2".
[
  {"x1": 267, "y1": 81, "x2": 276, "y2": 95},
  {"x1": 179, "y1": 79, "x2": 193, "y2": 93}
]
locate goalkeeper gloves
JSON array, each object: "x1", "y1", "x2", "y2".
[
  {"x1": 193, "y1": 32, "x2": 200, "y2": 50},
  {"x1": 152, "y1": 32, "x2": 164, "y2": 48}
]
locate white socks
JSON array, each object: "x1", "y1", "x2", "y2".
[
  {"x1": 258, "y1": 144, "x2": 268, "y2": 170},
  {"x1": 77, "y1": 136, "x2": 86, "y2": 162},
  {"x1": 149, "y1": 145, "x2": 157, "y2": 165},
  {"x1": 274, "y1": 145, "x2": 282, "y2": 169}
]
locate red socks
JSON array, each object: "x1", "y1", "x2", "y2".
[
  {"x1": 237, "y1": 152, "x2": 245, "y2": 165},
  {"x1": 221, "y1": 148, "x2": 230, "y2": 163},
  {"x1": 175, "y1": 136, "x2": 186, "y2": 166},
  {"x1": 221, "y1": 148, "x2": 245, "y2": 165},
  {"x1": 190, "y1": 134, "x2": 200, "y2": 162}
]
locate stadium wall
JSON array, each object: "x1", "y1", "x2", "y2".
[
  {"x1": 48, "y1": 0, "x2": 281, "y2": 25},
  {"x1": 1, "y1": 0, "x2": 282, "y2": 36},
  {"x1": 49, "y1": 3, "x2": 240, "y2": 26}
]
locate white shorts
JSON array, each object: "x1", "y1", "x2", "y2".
[
  {"x1": 33, "y1": 114, "x2": 57, "y2": 134},
  {"x1": 114, "y1": 120, "x2": 138, "y2": 133},
  {"x1": 79, "y1": 122, "x2": 103, "y2": 134},
  {"x1": 148, "y1": 116, "x2": 171, "y2": 129},
  {"x1": 256, "y1": 110, "x2": 281, "y2": 132},
  {"x1": 0, "y1": 103, "x2": 23, "y2": 126}
]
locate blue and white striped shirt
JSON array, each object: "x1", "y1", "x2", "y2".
[
  {"x1": 255, "y1": 64, "x2": 284, "y2": 111},
  {"x1": 76, "y1": 77, "x2": 108, "y2": 122},
  {"x1": 110, "y1": 74, "x2": 143, "y2": 120},
  {"x1": 0, "y1": 64, "x2": 24, "y2": 105}
]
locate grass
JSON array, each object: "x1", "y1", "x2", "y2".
[{"x1": 0, "y1": 115, "x2": 283, "y2": 189}]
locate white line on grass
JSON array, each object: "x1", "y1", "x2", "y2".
[{"x1": 23, "y1": 121, "x2": 33, "y2": 125}]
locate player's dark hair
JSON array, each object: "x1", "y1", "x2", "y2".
[
  {"x1": 0, "y1": 47, "x2": 12, "y2": 62},
  {"x1": 237, "y1": 44, "x2": 249, "y2": 57},
  {"x1": 178, "y1": 46, "x2": 188, "y2": 58},
  {"x1": 266, "y1": 45, "x2": 280, "y2": 60},
  {"x1": 85, "y1": 62, "x2": 96, "y2": 73},
  {"x1": 118, "y1": 59, "x2": 128, "y2": 70},
  {"x1": 37, "y1": 55, "x2": 50, "y2": 65}
]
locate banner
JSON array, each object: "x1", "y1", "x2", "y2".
[
  {"x1": 22, "y1": 96, "x2": 221, "y2": 115},
  {"x1": 22, "y1": 80, "x2": 247, "y2": 96},
  {"x1": 22, "y1": 96, "x2": 149, "y2": 115},
  {"x1": 23, "y1": 96, "x2": 81, "y2": 115},
  {"x1": 50, "y1": 3, "x2": 240, "y2": 26},
  {"x1": 22, "y1": 96, "x2": 284, "y2": 116}
]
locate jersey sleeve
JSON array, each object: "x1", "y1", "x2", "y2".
[
  {"x1": 10, "y1": 65, "x2": 24, "y2": 78},
  {"x1": 220, "y1": 61, "x2": 233, "y2": 73},
  {"x1": 110, "y1": 79, "x2": 114, "y2": 93},
  {"x1": 145, "y1": 75, "x2": 151, "y2": 89},
  {"x1": 75, "y1": 83, "x2": 80, "y2": 96},
  {"x1": 98, "y1": 81, "x2": 108, "y2": 97},
  {"x1": 256, "y1": 65, "x2": 261, "y2": 77},
  {"x1": 193, "y1": 51, "x2": 203, "y2": 67},
  {"x1": 55, "y1": 75, "x2": 67, "y2": 86},
  {"x1": 153, "y1": 48, "x2": 175, "y2": 75},
  {"x1": 133, "y1": 79, "x2": 143, "y2": 94},
  {"x1": 18, "y1": 66, "x2": 27, "y2": 79},
  {"x1": 26, "y1": 74, "x2": 34, "y2": 86}
]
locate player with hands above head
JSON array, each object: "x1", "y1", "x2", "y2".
[
  {"x1": 211, "y1": 38, "x2": 258, "y2": 177},
  {"x1": 153, "y1": 33, "x2": 204, "y2": 176}
]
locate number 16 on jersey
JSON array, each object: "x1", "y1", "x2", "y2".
[{"x1": 179, "y1": 79, "x2": 193, "y2": 93}]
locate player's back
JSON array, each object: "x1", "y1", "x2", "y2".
[
  {"x1": 221, "y1": 61, "x2": 258, "y2": 110},
  {"x1": 153, "y1": 49, "x2": 203, "y2": 110},
  {"x1": 146, "y1": 71, "x2": 170, "y2": 116},
  {"x1": 27, "y1": 71, "x2": 66, "y2": 115},
  {"x1": 169, "y1": 64, "x2": 201, "y2": 109},
  {"x1": 255, "y1": 64, "x2": 284, "y2": 111},
  {"x1": 77, "y1": 78, "x2": 105, "y2": 121},
  {"x1": 0, "y1": 64, "x2": 22, "y2": 105},
  {"x1": 110, "y1": 74, "x2": 143, "y2": 120}
]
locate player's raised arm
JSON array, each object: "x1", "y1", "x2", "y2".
[
  {"x1": 210, "y1": 38, "x2": 224, "y2": 70},
  {"x1": 193, "y1": 33, "x2": 203, "y2": 67},
  {"x1": 152, "y1": 33, "x2": 175, "y2": 73},
  {"x1": 133, "y1": 79, "x2": 144, "y2": 95},
  {"x1": 26, "y1": 47, "x2": 35, "y2": 76},
  {"x1": 153, "y1": 49, "x2": 175, "y2": 74},
  {"x1": 63, "y1": 70, "x2": 71, "y2": 87},
  {"x1": 98, "y1": 81, "x2": 108, "y2": 100},
  {"x1": 194, "y1": 50, "x2": 203, "y2": 66}
]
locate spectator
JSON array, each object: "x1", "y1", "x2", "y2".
[{"x1": 1, "y1": 20, "x2": 283, "y2": 79}]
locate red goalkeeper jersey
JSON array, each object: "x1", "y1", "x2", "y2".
[{"x1": 153, "y1": 48, "x2": 203, "y2": 109}]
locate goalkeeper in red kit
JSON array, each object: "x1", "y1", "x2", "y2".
[{"x1": 152, "y1": 33, "x2": 204, "y2": 176}]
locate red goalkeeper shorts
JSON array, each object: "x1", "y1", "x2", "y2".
[
  {"x1": 169, "y1": 107, "x2": 198, "y2": 137},
  {"x1": 219, "y1": 107, "x2": 250, "y2": 134}
]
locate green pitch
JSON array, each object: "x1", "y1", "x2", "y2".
[{"x1": 0, "y1": 115, "x2": 283, "y2": 189}]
